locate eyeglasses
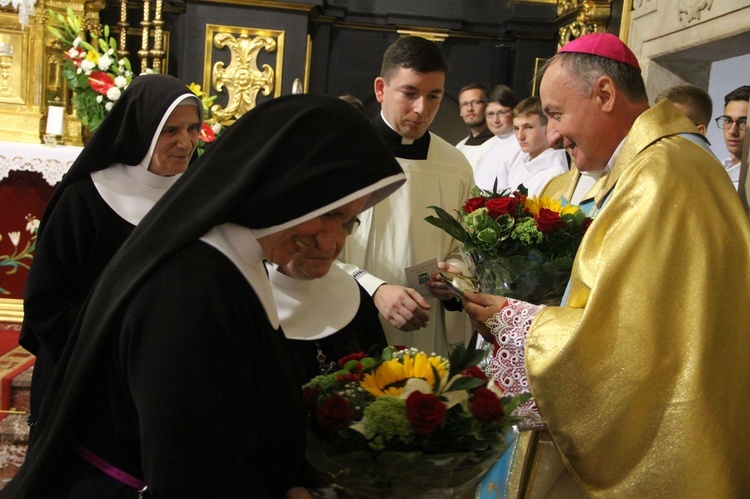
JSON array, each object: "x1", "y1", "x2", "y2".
[
  {"x1": 459, "y1": 99, "x2": 486, "y2": 109},
  {"x1": 715, "y1": 115, "x2": 747, "y2": 131},
  {"x1": 341, "y1": 216, "x2": 361, "y2": 235},
  {"x1": 486, "y1": 110, "x2": 512, "y2": 119}
]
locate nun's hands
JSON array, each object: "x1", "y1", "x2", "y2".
[{"x1": 373, "y1": 284, "x2": 431, "y2": 331}]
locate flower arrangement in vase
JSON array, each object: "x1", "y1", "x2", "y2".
[
  {"x1": 47, "y1": 8, "x2": 133, "y2": 134},
  {"x1": 303, "y1": 346, "x2": 529, "y2": 497},
  {"x1": 187, "y1": 83, "x2": 224, "y2": 156}
]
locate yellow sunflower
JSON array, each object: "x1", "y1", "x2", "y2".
[
  {"x1": 360, "y1": 352, "x2": 448, "y2": 397},
  {"x1": 524, "y1": 195, "x2": 579, "y2": 217}
]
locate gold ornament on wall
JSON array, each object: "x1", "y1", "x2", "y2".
[
  {"x1": 206, "y1": 26, "x2": 284, "y2": 125},
  {"x1": 558, "y1": 0, "x2": 612, "y2": 48}
]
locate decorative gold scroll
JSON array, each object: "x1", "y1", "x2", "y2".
[
  {"x1": 558, "y1": 0, "x2": 613, "y2": 48},
  {"x1": 204, "y1": 24, "x2": 284, "y2": 125}
]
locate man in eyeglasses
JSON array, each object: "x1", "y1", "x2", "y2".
[
  {"x1": 473, "y1": 84, "x2": 523, "y2": 191},
  {"x1": 717, "y1": 85, "x2": 749, "y2": 191},
  {"x1": 455, "y1": 83, "x2": 495, "y2": 170}
]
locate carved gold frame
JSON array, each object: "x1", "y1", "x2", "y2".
[{"x1": 203, "y1": 24, "x2": 285, "y2": 124}]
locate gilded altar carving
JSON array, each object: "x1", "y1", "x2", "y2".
[
  {"x1": 205, "y1": 25, "x2": 284, "y2": 125},
  {"x1": 558, "y1": 0, "x2": 612, "y2": 48}
]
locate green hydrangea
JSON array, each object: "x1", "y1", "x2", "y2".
[
  {"x1": 304, "y1": 372, "x2": 343, "y2": 392},
  {"x1": 464, "y1": 208, "x2": 490, "y2": 235},
  {"x1": 364, "y1": 396, "x2": 413, "y2": 450},
  {"x1": 511, "y1": 218, "x2": 543, "y2": 247}
]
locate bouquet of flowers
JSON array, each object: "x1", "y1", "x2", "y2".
[
  {"x1": 303, "y1": 346, "x2": 530, "y2": 498},
  {"x1": 425, "y1": 186, "x2": 592, "y2": 304},
  {"x1": 187, "y1": 83, "x2": 223, "y2": 156},
  {"x1": 47, "y1": 8, "x2": 133, "y2": 133}
]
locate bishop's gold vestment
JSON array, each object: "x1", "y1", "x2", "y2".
[{"x1": 526, "y1": 101, "x2": 750, "y2": 497}]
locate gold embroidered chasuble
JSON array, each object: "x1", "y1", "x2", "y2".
[
  {"x1": 525, "y1": 101, "x2": 750, "y2": 497},
  {"x1": 540, "y1": 165, "x2": 580, "y2": 201}
]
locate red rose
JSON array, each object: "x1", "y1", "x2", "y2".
[
  {"x1": 470, "y1": 386, "x2": 505, "y2": 423},
  {"x1": 463, "y1": 196, "x2": 486, "y2": 213},
  {"x1": 460, "y1": 366, "x2": 488, "y2": 381},
  {"x1": 406, "y1": 391, "x2": 447, "y2": 436},
  {"x1": 88, "y1": 71, "x2": 115, "y2": 95},
  {"x1": 199, "y1": 122, "x2": 215, "y2": 143},
  {"x1": 301, "y1": 385, "x2": 321, "y2": 410},
  {"x1": 534, "y1": 208, "x2": 566, "y2": 234},
  {"x1": 315, "y1": 394, "x2": 354, "y2": 431},
  {"x1": 485, "y1": 197, "x2": 518, "y2": 218},
  {"x1": 338, "y1": 352, "x2": 366, "y2": 368}
]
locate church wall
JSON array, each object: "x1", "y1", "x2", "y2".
[{"x1": 628, "y1": 0, "x2": 750, "y2": 100}]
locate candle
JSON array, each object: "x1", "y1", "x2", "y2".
[
  {"x1": 46, "y1": 105, "x2": 65, "y2": 136},
  {"x1": 0, "y1": 43, "x2": 12, "y2": 57}
]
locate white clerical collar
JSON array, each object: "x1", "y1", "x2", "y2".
[
  {"x1": 606, "y1": 138, "x2": 626, "y2": 172},
  {"x1": 200, "y1": 223, "x2": 279, "y2": 328},
  {"x1": 267, "y1": 263, "x2": 360, "y2": 340},
  {"x1": 91, "y1": 164, "x2": 183, "y2": 225},
  {"x1": 380, "y1": 111, "x2": 415, "y2": 145}
]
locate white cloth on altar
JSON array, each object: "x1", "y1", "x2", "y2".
[{"x1": 0, "y1": 141, "x2": 82, "y2": 185}]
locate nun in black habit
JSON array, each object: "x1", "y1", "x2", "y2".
[
  {"x1": 20, "y1": 74, "x2": 203, "y2": 446},
  {"x1": 2, "y1": 94, "x2": 405, "y2": 498}
]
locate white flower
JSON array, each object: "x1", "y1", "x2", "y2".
[
  {"x1": 72, "y1": 37, "x2": 82, "y2": 48},
  {"x1": 25, "y1": 215, "x2": 39, "y2": 234},
  {"x1": 8, "y1": 231, "x2": 20, "y2": 247},
  {"x1": 114, "y1": 75, "x2": 128, "y2": 88},
  {"x1": 80, "y1": 59, "x2": 95, "y2": 72},
  {"x1": 105, "y1": 101, "x2": 114, "y2": 111},
  {"x1": 96, "y1": 95, "x2": 103, "y2": 103},
  {"x1": 97, "y1": 54, "x2": 113, "y2": 71},
  {"x1": 106, "y1": 86, "x2": 121, "y2": 102},
  {"x1": 66, "y1": 47, "x2": 79, "y2": 58},
  {"x1": 211, "y1": 123, "x2": 222, "y2": 134}
]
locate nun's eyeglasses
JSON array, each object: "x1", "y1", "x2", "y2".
[{"x1": 342, "y1": 216, "x2": 361, "y2": 235}]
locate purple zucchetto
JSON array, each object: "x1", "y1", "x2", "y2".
[{"x1": 558, "y1": 32, "x2": 641, "y2": 73}]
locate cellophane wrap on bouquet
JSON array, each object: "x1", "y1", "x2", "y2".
[
  {"x1": 467, "y1": 249, "x2": 572, "y2": 306},
  {"x1": 426, "y1": 185, "x2": 592, "y2": 306},
  {"x1": 308, "y1": 433, "x2": 503, "y2": 498},
  {"x1": 303, "y1": 347, "x2": 530, "y2": 498}
]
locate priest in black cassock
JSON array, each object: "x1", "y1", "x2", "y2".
[{"x1": 2, "y1": 94, "x2": 405, "y2": 498}]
